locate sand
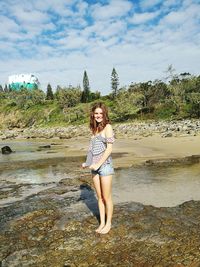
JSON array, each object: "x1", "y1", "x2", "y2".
[
  {"x1": 1, "y1": 133, "x2": 200, "y2": 169},
  {"x1": 63, "y1": 134, "x2": 200, "y2": 168}
]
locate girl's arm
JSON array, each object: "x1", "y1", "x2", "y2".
[{"x1": 89, "y1": 124, "x2": 114, "y2": 171}]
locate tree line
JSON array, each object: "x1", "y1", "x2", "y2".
[
  {"x1": 0, "y1": 68, "x2": 118, "y2": 108},
  {"x1": 0, "y1": 65, "x2": 200, "y2": 123}
]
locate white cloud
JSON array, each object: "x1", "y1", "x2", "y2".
[
  {"x1": 56, "y1": 34, "x2": 88, "y2": 50},
  {"x1": 0, "y1": 15, "x2": 20, "y2": 33},
  {"x1": 88, "y1": 20, "x2": 126, "y2": 39},
  {"x1": 163, "y1": 0, "x2": 182, "y2": 8},
  {"x1": 101, "y1": 20, "x2": 126, "y2": 38},
  {"x1": 139, "y1": 0, "x2": 163, "y2": 10},
  {"x1": 0, "y1": 0, "x2": 199, "y2": 95},
  {"x1": 162, "y1": 11, "x2": 186, "y2": 25},
  {"x1": 161, "y1": 1, "x2": 200, "y2": 26},
  {"x1": 91, "y1": 0, "x2": 132, "y2": 20},
  {"x1": 10, "y1": 7, "x2": 49, "y2": 24},
  {"x1": 159, "y1": 3, "x2": 200, "y2": 44},
  {"x1": 75, "y1": 0, "x2": 89, "y2": 17},
  {"x1": 33, "y1": 0, "x2": 75, "y2": 16},
  {"x1": 129, "y1": 11, "x2": 160, "y2": 24},
  {"x1": 1, "y1": 37, "x2": 200, "y2": 94}
]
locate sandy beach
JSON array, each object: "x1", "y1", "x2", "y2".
[{"x1": 57, "y1": 134, "x2": 200, "y2": 168}]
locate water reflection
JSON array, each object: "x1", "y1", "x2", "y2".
[
  {"x1": 0, "y1": 158, "x2": 200, "y2": 208},
  {"x1": 0, "y1": 165, "x2": 71, "y2": 184},
  {"x1": 113, "y1": 164, "x2": 200, "y2": 207}
]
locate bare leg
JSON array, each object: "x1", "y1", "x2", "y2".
[
  {"x1": 92, "y1": 174, "x2": 106, "y2": 232},
  {"x1": 99, "y1": 175, "x2": 113, "y2": 234}
]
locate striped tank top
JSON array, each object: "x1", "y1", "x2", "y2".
[{"x1": 85, "y1": 134, "x2": 115, "y2": 167}]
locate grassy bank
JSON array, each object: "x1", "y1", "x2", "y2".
[{"x1": 0, "y1": 97, "x2": 199, "y2": 130}]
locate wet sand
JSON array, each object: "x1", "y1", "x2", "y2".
[
  {"x1": 1, "y1": 134, "x2": 200, "y2": 165},
  {"x1": 113, "y1": 134, "x2": 200, "y2": 167},
  {"x1": 1, "y1": 134, "x2": 200, "y2": 170},
  {"x1": 51, "y1": 134, "x2": 200, "y2": 168}
]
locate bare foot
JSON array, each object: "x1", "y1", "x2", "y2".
[
  {"x1": 95, "y1": 224, "x2": 105, "y2": 233},
  {"x1": 99, "y1": 224, "x2": 111, "y2": 234}
]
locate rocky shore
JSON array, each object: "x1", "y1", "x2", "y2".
[
  {"x1": 1, "y1": 169, "x2": 200, "y2": 267},
  {"x1": 1, "y1": 119, "x2": 200, "y2": 266},
  {"x1": 0, "y1": 119, "x2": 200, "y2": 140}
]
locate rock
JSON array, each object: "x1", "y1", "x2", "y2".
[
  {"x1": 38, "y1": 145, "x2": 51, "y2": 149},
  {"x1": 1, "y1": 159, "x2": 200, "y2": 266},
  {"x1": 51, "y1": 143, "x2": 60, "y2": 145},
  {"x1": 1, "y1": 119, "x2": 200, "y2": 139},
  {"x1": 145, "y1": 154, "x2": 200, "y2": 166},
  {"x1": 63, "y1": 262, "x2": 76, "y2": 267},
  {"x1": 1, "y1": 146, "x2": 13, "y2": 154},
  {"x1": 161, "y1": 132, "x2": 173, "y2": 138},
  {"x1": 1, "y1": 135, "x2": 7, "y2": 140}
]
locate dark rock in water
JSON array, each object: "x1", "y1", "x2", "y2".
[
  {"x1": 51, "y1": 143, "x2": 60, "y2": 145},
  {"x1": 38, "y1": 145, "x2": 51, "y2": 149},
  {"x1": 1, "y1": 146, "x2": 13, "y2": 154},
  {"x1": 145, "y1": 154, "x2": 200, "y2": 166}
]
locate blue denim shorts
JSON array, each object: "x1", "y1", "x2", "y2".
[{"x1": 91, "y1": 163, "x2": 114, "y2": 177}]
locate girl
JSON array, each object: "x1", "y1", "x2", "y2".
[{"x1": 82, "y1": 102, "x2": 115, "y2": 234}]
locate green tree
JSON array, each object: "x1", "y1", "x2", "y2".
[
  {"x1": 138, "y1": 81, "x2": 152, "y2": 107},
  {"x1": 81, "y1": 70, "x2": 90, "y2": 103},
  {"x1": 89, "y1": 91, "x2": 101, "y2": 101},
  {"x1": 4, "y1": 84, "x2": 9, "y2": 92},
  {"x1": 8, "y1": 84, "x2": 13, "y2": 92},
  {"x1": 0, "y1": 85, "x2": 3, "y2": 92},
  {"x1": 63, "y1": 106, "x2": 86, "y2": 123},
  {"x1": 111, "y1": 67, "x2": 119, "y2": 98},
  {"x1": 164, "y1": 64, "x2": 177, "y2": 82},
  {"x1": 185, "y1": 93, "x2": 200, "y2": 118},
  {"x1": 56, "y1": 87, "x2": 82, "y2": 108},
  {"x1": 54, "y1": 85, "x2": 62, "y2": 99},
  {"x1": 112, "y1": 87, "x2": 144, "y2": 121},
  {"x1": 46, "y1": 83, "x2": 54, "y2": 100},
  {"x1": 13, "y1": 88, "x2": 45, "y2": 109},
  {"x1": 56, "y1": 85, "x2": 62, "y2": 92},
  {"x1": 148, "y1": 80, "x2": 171, "y2": 106}
]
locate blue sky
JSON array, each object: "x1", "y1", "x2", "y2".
[{"x1": 0, "y1": 0, "x2": 200, "y2": 95}]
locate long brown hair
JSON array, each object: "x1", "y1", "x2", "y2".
[{"x1": 90, "y1": 102, "x2": 110, "y2": 135}]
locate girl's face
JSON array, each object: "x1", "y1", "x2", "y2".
[{"x1": 94, "y1": 107, "x2": 103, "y2": 123}]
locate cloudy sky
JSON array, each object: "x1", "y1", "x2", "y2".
[{"x1": 0, "y1": 0, "x2": 200, "y2": 95}]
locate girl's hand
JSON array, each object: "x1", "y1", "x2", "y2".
[
  {"x1": 89, "y1": 164, "x2": 99, "y2": 171},
  {"x1": 82, "y1": 163, "x2": 87, "y2": 168}
]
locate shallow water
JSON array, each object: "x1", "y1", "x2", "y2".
[
  {"x1": 113, "y1": 164, "x2": 200, "y2": 207},
  {"x1": 0, "y1": 160, "x2": 200, "y2": 208},
  {"x1": 0, "y1": 160, "x2": 80, "y2": 207},
  {"x1": 0, "y1": 139, "x2": 65, "y2": 163},
  {"x1": 1, "y1": 139, "x2": 200, "y2": 208}
]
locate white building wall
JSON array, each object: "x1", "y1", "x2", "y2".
[{"x1": 8, "y1": 74, "x2": 39, "y2": 85}]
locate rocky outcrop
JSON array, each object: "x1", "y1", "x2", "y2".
[
  {"x1": 0, "y1": 173, "x2": 200, "y2": 266},
  {"x1": 1, "y1": 146, "x2": 13, "y2": 154},
  {"x1": 0, "y1": 125, "x2": 90, "y2": 140},
  {"x1": 0, "y1": 119, "x2": 200, "y2": 140},
  {"x1": 113, "y1": 119, "x2": 200, "y2": 137},
  {"x1": 145, "y1": 154, "x2": 200, "y2": 166}
]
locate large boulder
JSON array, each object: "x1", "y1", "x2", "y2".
[{"x1": 1, "y1": 146, "x2": 13, "y2": 154}]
